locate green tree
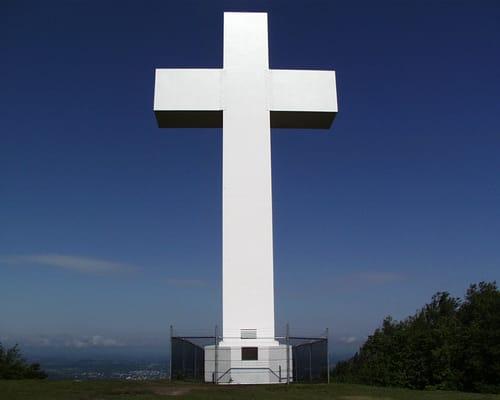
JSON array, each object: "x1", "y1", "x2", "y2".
[
  {"x1": 331, "y1": 282, "x2": 500, "y2": 393},
  {"x1": 0, "y1": 343, "x2": 47, "y2": 379},
  {"x1": 458, "y1": 282, "x2": 500, "y2": 392}
]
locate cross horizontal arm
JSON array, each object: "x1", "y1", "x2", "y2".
[
  {"x1": 154, "y1": 69, "x2": 223, "y2": 128},
  {"x1": 269, "y1": 69, "x2": 337, "y2": 129}
]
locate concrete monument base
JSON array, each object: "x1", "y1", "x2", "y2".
[{"x1": 204, "y1": 342, "x2": 292, "y2": 384}]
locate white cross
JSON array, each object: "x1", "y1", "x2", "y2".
[{"x1": 154, "y1": 12, "x2": 337, "y2": 345}]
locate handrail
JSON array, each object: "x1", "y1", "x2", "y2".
[{"x1": 216, "y1": 367, "x2": 283, "y2": 383}]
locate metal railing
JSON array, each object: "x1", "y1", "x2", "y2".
[{"x1": 215, "y1": 367, "x2": 282, "y2": 383}]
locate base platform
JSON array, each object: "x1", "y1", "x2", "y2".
[{"x1": 204, "y1": 342, "x2": 292, "y2": 384}]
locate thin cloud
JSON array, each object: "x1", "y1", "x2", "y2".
[
  {"x1": 166, "y1": 278, "x2": 208, "y2": 288},
  {"x1": 0, "y1": 254, "x2": 135, "y2": 274},
  {"x1": 339, "y1": 336, "x2": 358, "y2": 344},
  {"x1": 16, "y1": 336, "x2": 53, "y2": 347},
  {"x1": 353, "y1": 272, "x2": 405, "y2": 285},
  {"x1": 282, "y1": 269, "x2": 407, "y2": 300},
  {"x1": 5, "y1": 334, "x2": 126, "y2": 349},
  {"x1": 65, "y1": 335, "x2": 124, "y2": 348}
]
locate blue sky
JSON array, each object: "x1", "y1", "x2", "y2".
[{"x1": 1, "y1": 0, "x2": 499, "y2": 358}]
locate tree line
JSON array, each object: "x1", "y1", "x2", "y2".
[{"x1": 332, "y1": 281, "x2": 500, "y2": 393}]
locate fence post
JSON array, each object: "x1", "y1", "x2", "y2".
[
  {"x1": 286, "y1": 323, "x2": 290, "y2": 385},
  {"x1": 169, "y1": 325, "x2": 173, "y2": 381},
  {"x1": 214, "y1": 325, "x2": 219, "y2": 384},
  {"x1": 181, "y1": 337, "x2": 186, "y2": 377},
  {"x1": 194, "y1": 345, "x2": 197, "y2": 380},
  {"x1": 326, "y1": 328, "x2": 330, "y2": 384},
  {"x1": 309, "y1": 342, "x2": 313, "y2": 382}
]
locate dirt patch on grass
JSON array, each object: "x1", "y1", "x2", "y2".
[
  {"x1": 149, "y1": 386, "x2": 192, "y2": 396},
  {"x1": 109, "y1": 385, "x2": 196, "y2": 397}
]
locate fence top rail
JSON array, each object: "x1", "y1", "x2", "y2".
[
  {"x1": 172, "y1": 336, "x2": 327, "y2": 341},
  {"x1": 289, "y1": 336, "x2": 327, "y2": 340},
  {"x1": 172, "y1": 336, "x2": 216, "y2": 339}
]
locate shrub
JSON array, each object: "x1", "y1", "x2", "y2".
[{"x1": 0, "y1": 343, "x2": 47, "y2": 379}]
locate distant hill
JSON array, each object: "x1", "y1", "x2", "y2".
[{"x1": 332, "y1": 281, "x2": 500, "y2": 394}]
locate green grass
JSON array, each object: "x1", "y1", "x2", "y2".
[{"x1": 1, "y1": 380, "x2": 500, "y2": 400}]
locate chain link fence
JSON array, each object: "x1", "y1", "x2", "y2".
[
  {"x1": 290, "y1": 336, "x2": 329, "y2": 382},
  {"x1": 169, "y1": 325, "x2": 329, "y2": 384}
]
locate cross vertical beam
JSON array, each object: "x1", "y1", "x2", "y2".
[{"x1": 222, "y1": 13, "x2": 275, "y2": 342}]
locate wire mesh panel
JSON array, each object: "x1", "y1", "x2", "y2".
[
  {"x1": 290, "y1": 337, "x2": 328, "y2": 383},
  {"x1": 171, "y1": 337, "x2": 208, "y2": 381},
  {"x1": 170, "y1": 326, "x2": 329, "y2": 384}
]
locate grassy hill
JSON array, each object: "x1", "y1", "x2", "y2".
[{"x1": 2, "y1": 380, "x2": 500, "y2": 400}]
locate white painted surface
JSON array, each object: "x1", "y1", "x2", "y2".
[
  {"x1": 269, "y1": 69, "x2": 337, "y2": 112},
  {"x1": 154, "y1": 69, "x2": 222, "y2": 111},
  {"x1": 205, "y1": 344, "x2": 292, "y2": 384},
  {"x1": 154, "y1": 11, "x2": 337, "y2": 384},
  {"x1": 221, "y1": 12, "x2": 276, "y2": 343}
]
